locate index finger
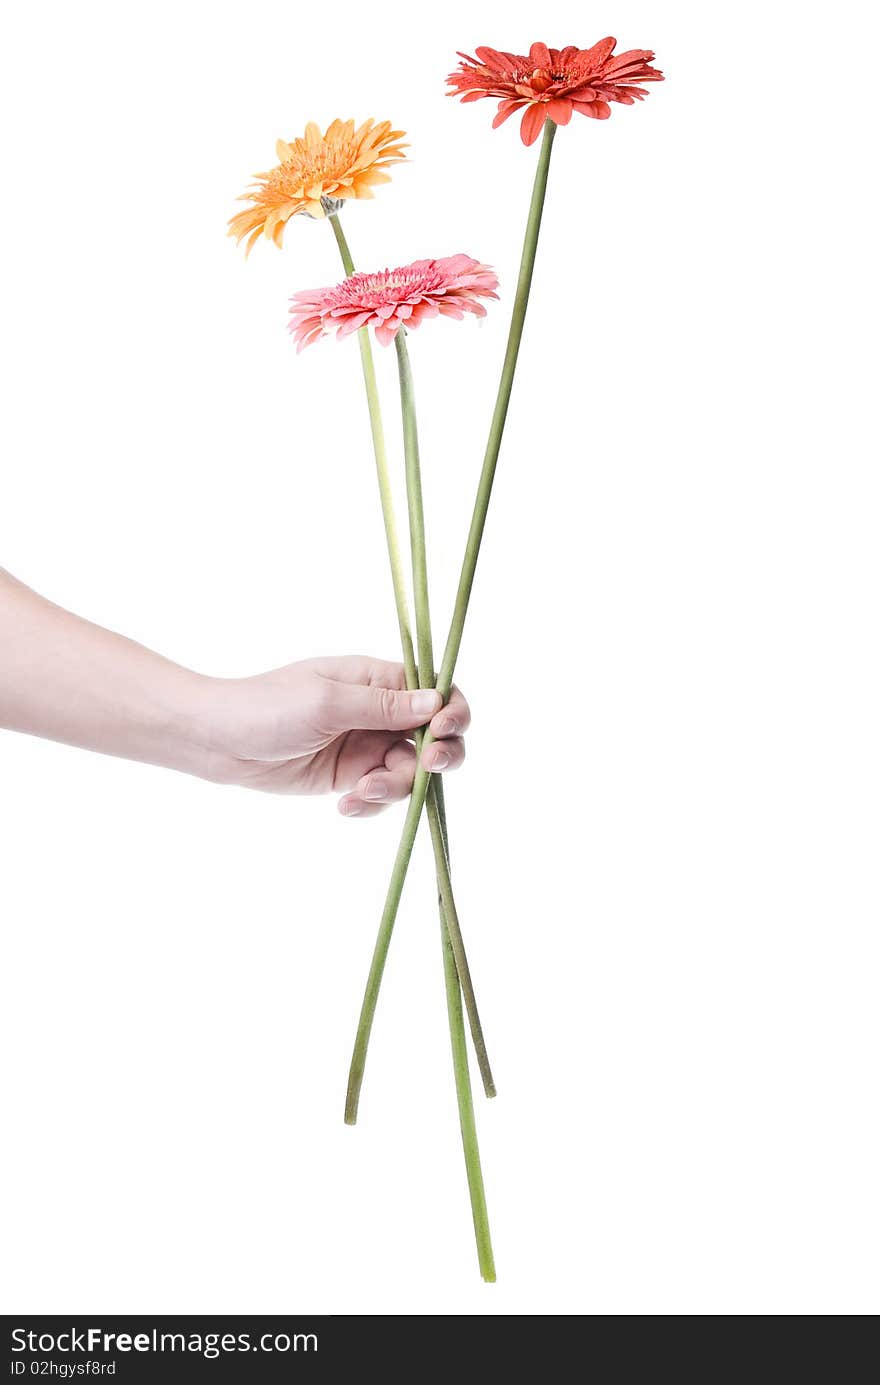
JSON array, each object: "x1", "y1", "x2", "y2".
[{"x1": 308, "y1": 655, "x2": 407, "y2": 691}]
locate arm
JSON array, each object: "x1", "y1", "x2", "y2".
[{"x1": 0, "y1": 568, "x2": 468, "y2": 813}]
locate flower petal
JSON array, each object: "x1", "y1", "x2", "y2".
[
  {"x1": 474, "y1": 46, "x2": 510, "y2": 73},
  {"x1": 374, "y1": 319, "x2": 400, "y2": 346},
  {"x1": 603, "y1": 48, "x2": 655, "y2": 74},
  {"x1": 578, "y1": 100, "x2": 611, "y2": 120},
  {"x1": 529, "y1": 42, "x2": 552, "y2": 71},
  {"x1": 545, "y1": 98, "x2": 573, "y2": 126},
  {"x1": 492, "y1": 98, "x2": 526, "y2": 128},
  {"x1": 519, "y1": 103, "x2": 548, "y2": 146},
  {"x1": 335, "y1": 310, "x2": 372, "y2": 337},
  {"x1": 582, "y1": 36, "x2": 617, "y2": 69}
]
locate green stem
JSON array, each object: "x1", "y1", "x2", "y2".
[
  {"x1": 328, "y1": 212, "x2": 417, "y2": 685},
  {"x1": 397, "y1": 328, "x2": 495, "y2": 1276},
  {"x1": 435, "y1": 118, "x2": 556, "y2": 703},
  {"x1": 442, "y1": 921, "x2": 496, "y2": 1281},
  {"x1": 332, "y1": 121, "x2": 555, "y2": 1274},
  {"x1": 345, "y1": 771, "x2": 429, "y2": 1122},
  {"x1": 394, "y1": 331, "x2": 433, "y2": 684},
  {"x1": 396, "y1": 331, "x2": 495, "y2": 1089},
  {"x1": 329, "y1": 216, "x2": 494, "y2": 1127},
  {"x1": 342, "y1": 120, "x2": 556, "y2": 1127},
  {"x1": 396, "y1": 328, "x2": 496, "y2": 1085},
  {"x1": 389, "y1": 332, "x2": 436, "y2": 745},
  {"x1": 425, "y1": 785, "x2": 494, "y2": 1090}
]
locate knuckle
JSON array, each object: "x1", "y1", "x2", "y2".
[
  {"x1": 445, "y1": 739, "x2": 465, "y2": 767},
  {"x1": 435, "y1": 711, "x2": 465, "y2": 737},
  {"x1": 377, "y1": 686, "x2": 399, "y2": 725},
  {"x1": 386, "y1": 740, "x2": 415, "y2": 770}
]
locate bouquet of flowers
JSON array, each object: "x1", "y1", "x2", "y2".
[{"x1": 230, "y1": 37, "x2": 663, "y2": 1281}]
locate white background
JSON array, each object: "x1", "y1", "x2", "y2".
[{"x1": 1, "y1": 0, "x2": 877, "y2": 1316}]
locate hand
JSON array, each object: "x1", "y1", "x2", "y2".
[
  {"x1": 202, "y1": 655, "x2": 470, "y2": 815},
  {"x1": 0, "y1": 572, "x2": 468, "y2": 808}
]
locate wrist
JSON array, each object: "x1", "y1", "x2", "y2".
[{"x1": 172, "y1": 673, "x2": 242, "y2": 784}]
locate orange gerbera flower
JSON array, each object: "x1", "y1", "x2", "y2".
[
  {"x1": 448, "y1": 39, "x2": 663, "y2": 145},
  {"x1": 229, "y1": 118, "x2": 407, "y2": 255}
]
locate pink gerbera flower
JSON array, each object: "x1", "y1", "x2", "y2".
[
  {"x1": 288, "y1": 254, "x2": 499, "y2": 350},
  {"x1": 447, "y1": 38, "x2": 664, "y2": 145}
]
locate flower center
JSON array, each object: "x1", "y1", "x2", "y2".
[
  {"x1": 333, "y1": 265, "x2": 440, "y2": 309},
  {"x1": 509, "y1": 62, "x2": 573, "y2": 95},
  {"x1": 265, "y1": 139, "x2": 358, "y2": 198}
]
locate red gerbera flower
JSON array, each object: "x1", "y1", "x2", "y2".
[
  {"x1": 288, "y1": 255, "x2": 499, "y2": 351},
  {"x1": 447, "y1": 38, "x2": 664, "y2": 145}
]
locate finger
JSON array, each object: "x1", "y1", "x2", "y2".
[
  {"x1": 319, "y1": 676, "x2": 441, "y2": 735},
  {"x1": 309, "y1": 655, "x2": 407, "y2": 691},
  {"x1": 421, "y1": 736, "x2": 465, "y2": 774},
  {"x1": 351, "y1": 739, "x2": 417, "y2": 803},
  {"x1": 332, "y1": 730, "x2": 410, "y2": 791},
  {"x1": 337, "y1": 795, "x2": 389, "y2": 819},
  {"x1": 428, "y1": 683, "x2": 471, "y2": 739}
]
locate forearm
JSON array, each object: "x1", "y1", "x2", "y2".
[{"x1": 0, "y1": 568, "x2": 218, "y2": 777}]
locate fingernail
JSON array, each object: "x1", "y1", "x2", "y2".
[
  {"x1": 411, "y1": 690, "x2": 440, "y2": 717},
  {"x1": 342, "y1": 799, "x2": 362, "y2": 817},
  {"x1": 364, "y1": 780, "x2": 387, "y2": 801},
  {"x1": 438, "y1": 716, "x2": 460, "y2": 736},
  {"x1": 432, "y1": 750, "x2": 450, "y2": 771}
]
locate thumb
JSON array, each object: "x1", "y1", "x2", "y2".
[{"x1": 323, "y1": 681, "x2": 442, "y2": 733}]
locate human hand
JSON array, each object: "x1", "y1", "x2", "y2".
[
  {"x1": 200, "y1": 655, "x2": 469, "y2": 815},
  {"x1": 0, "y1": 573, "x2": 467, "y2": 807}
]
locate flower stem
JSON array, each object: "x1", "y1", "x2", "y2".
[
  {"x1": 431, "y1": 773, "x2": 496, "y2": 1279},
  {"x1": 344, "y1": 773, "x2": 429, "y2": 1121},
  {"x1": 341, "y1": 119, "x2": 556, "y2": 1127},
  {"x1": 394, "y1": 331, "x2": 433, "y2": 683},
  {"x1": 434, "y1": 119, "x2": 556, "y2": 702},
  {"x1": 328, "y1": 215, "x2": 494, "y2": 1125},
  {"x1": 394, "y1": 329, "x2": 495, "y2": 1091},
  {"x1": 442, "y1": 916, "x2": 496, "y2": 1282},
  {"x1": 394, "y1": 331, "x2": 496, "y2": 1269},
  {"x1": 328, "y1": 213, "x2": 416, "y2": 684}
]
